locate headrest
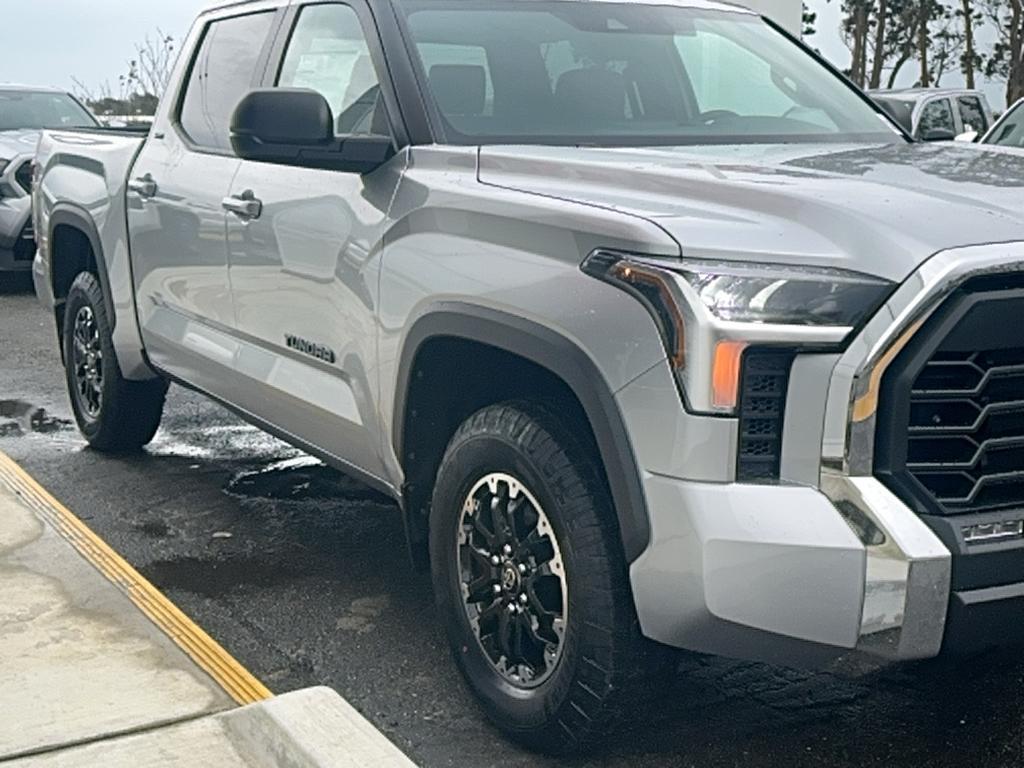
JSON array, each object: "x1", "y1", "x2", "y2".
[
  {"x1": 554, "y1": 68, "x2": 626, "y2": 122},
  {"x1": 429, "y1": 64, "x2": 486, "y2": 116}
]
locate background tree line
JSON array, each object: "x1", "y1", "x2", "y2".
[
  {"x1": 72, "y1": 30, "x2": 175, "y2": 118},
  {"x1": 805, "y1": 0, "x2": 1022, "y2": 104}
]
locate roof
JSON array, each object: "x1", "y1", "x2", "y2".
[
  {"x1": 868, "y1": 87, "x2": 985, "y2": 101},
  {"x1": 0, "y1": 84, "x2": 66, "y2": 94}
]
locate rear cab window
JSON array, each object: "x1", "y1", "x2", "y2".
[{"x1": 178, "y1": 11, "x2": 278, "y2": 152}]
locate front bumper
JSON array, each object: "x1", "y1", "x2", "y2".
[
  {"x1": 626, "y1": 241, "x2": 1024, "y2": 665},
  {"x1": 629, "y1": 474, "x2": 949, "y2": 665},
  {"x1": 0, "y1": 195, "x2": 33, "y2": 273}
]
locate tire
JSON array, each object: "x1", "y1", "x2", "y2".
[
  {"x1": 62, "y1": 272, "x2": 167, "y2": 451},
  {"x1": 429, "y1": 401, "x2": 671, "y2": 753}
]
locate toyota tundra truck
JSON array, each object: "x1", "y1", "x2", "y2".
[{"x1": 31, "y1": 0, "x2": 1024, "y2": 753}]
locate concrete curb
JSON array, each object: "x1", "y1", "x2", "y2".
[{"x1": 225, "y1": 687, "x2": 417, "y2": 768}]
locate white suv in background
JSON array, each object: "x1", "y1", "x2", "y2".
[{"x1": 0, "y1": 86, "x2": 99, "y2": 275}]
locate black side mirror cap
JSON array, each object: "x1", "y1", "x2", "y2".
[{"x1": 230, "y1": 88, "x2": 394, "y2": 174}]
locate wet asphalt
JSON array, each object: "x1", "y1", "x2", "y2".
[{"x1": 3, "y1": 274, "x2": 1024, "y2": 767}]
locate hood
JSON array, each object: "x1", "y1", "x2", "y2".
[
  {"x1": 478, "y1": 142, "x2": 1024, "y2": 283},
  {"x1": 0, "y1": 129, "x2": 41, "y2": 162}
]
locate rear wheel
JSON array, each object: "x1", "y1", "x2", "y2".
[
  {"x1": 63, "y1": 272, "x2": 167, "y2": 451},
  {"x1": 430, "y1": 402, "x2": 670, "y2": 753}
]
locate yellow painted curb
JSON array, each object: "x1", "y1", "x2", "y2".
[{"x1": 0, "y1": 450, "x2": 272, "y2": 706}]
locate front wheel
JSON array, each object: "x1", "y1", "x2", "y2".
[
  {"x1": 430, "y1": 402, "x2": 670, "y2": 753},
  {"x1": 62, "y1": 272, "x2": 167, "y2": 451}
]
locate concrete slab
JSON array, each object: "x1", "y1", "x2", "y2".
[
  {"x1": 0, "y1": 451, "x2": 417, "y2": 767},
  {"x1": 0, "y1": 481, "x2": 235, "y2": 760}
]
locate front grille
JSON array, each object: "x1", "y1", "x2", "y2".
[
  {"x1": 877, "y1": 277, "x2": 1024, "y2": 517},
  {"x1": 14, "y1": 160, "x2": 32, "y2": 194},
  {"x1": 736, "y1": 349, "x2": 794, "y2": 482}
]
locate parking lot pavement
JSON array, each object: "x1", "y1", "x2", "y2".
[
  {"x1": 0, "y1": 435, "x2": 414, "y2": 768},
  {"x1": 5, "y1": 280, "x2": 1024, "y2": 767}
]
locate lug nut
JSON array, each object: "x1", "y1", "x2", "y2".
[
  {"x1": 503, "y1": 544, "x2": 513, "y2": 556},
  {"x1": 490, "y1": 555, "x2": 500, "y2": 565},
  {"x1": 519, "y1": 593, "x2": 528, "y2": 604},
  {"x1": 493, "y1": 584, "x2": 502, "y2": 595},
  {"x1": 518, "y1": 563, "x2": 527, "y2": 574}
]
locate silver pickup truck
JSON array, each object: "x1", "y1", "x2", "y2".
[{"x1": 32, "y1": 0, "x2": 1024, "y2": 753}]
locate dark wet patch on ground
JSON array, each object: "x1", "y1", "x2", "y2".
[
  {"x1": 225, "y1": 458, "x2": 391, "y2": 503},
  {"x1": 140, "y1": 554, "x2": 311, "y2": 598},
  {"x1": 0, "y1": 399, "x2": 72, "y2": 437},
  {"x1": 134, "y1": 519, "x2": 171, "y2": 538}
]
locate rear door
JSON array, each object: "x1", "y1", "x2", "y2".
[
  {"x1": 128, "y1": 5, "x2": 281, "y2": 387},
  {"x1": 223, "y1": 0, "x2": 405, "y2": 484}
]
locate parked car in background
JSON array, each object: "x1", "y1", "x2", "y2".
[
  {"x1": 869, "y1": 88, "x2": 993, "y2": 141},
  {"x1": 981, "y1": 98, "x2": 1024, "y2": 151},
  {"x1": 0, "y1": 86, "x2": 100, "y2": 275}
]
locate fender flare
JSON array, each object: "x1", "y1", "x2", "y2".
[
  {"x1": 394, "y1": 302, "x2": 651, "y2": 563},
  {"x1": 48, "y1": 205, "x2": 115, "y2": 324}
]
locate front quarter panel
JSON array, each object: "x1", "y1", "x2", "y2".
[{"x1": 378, "y1": 146, "x2": 680, "y2": 486}]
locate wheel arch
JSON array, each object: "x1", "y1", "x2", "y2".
[
  {"x1": 48, "y1": 206, "x2": 115, "y2": 326},
  {"x1": 394, "y1": 303, "x2": 651, "y2": 567}
]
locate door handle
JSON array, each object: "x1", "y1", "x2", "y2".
[
  {"x1": 128, "y1": 173, "x2": 158, "y2": 198},
  {"x1": 222, "y1": 190, "x2": 263, "y2": 221}
]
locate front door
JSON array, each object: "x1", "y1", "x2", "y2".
[
  {"x1": 128, "y1": 8, "x2": 279, "y2": 389},
  {"x1": 224, "y1": 1, "x2": 403, "y2": 484}
]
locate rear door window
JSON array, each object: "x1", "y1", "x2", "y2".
[
  {"x1": 957, "y1": 96, "x2": 988, "y2": 134},
  {"x1": 179, "y1": 11, "x2": 277, "y2": 151}
]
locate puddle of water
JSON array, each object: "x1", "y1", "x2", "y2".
[
  {"x1": 226, "y1": 456, "x2": 388, "y2": 503},
  {"x1": 0, "y1": 400, "x2": 72, "y2": 438}
]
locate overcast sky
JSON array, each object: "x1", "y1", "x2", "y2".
[{"x1": 0, "y1": 0, "x2": 1008, "y2": 109}]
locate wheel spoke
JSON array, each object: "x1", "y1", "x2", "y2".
[
  {"x1": 496, "y1": 607, "x2": 513, "y2": 660},
  {"x1": 521, "y1": 530, "x2": 555, "y2": 566},
  {"x1": 465, "y1": 573, "x2": 494, "y2": 604}
]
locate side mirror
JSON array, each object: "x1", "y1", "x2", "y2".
[
  {"x1": 230, "y1": 88, "x2": 393, "y2": 174},
  {"x1": 919, "y1": 127, "x2": 957, "y2": 142},
  {"x1": 954, "y1": 130, "x2": 978, "y2": 143}
]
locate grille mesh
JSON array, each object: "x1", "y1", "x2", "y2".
[
  {"x1": 907, "y1": 348, "x2": 1024, "y2": 515},
  {"x1": 737, "y1": 350, "x2": 794, "y2": 482}
]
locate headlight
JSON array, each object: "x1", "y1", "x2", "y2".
[
  {"x1": 678, "y1": 259, "x2": 894, "y2": 328},
  {"x1": 583, "y1": 251, "x2": 895, "y2": 414},
  {"x1": 0, "y1": 160, "x2": 11, "y2": 199}
]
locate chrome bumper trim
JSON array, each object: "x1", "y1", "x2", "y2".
[{"x1": 822, "y1": 473, "x2": 951, "y2": 659}]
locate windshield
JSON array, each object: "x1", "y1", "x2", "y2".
[
  {"x1": 396, "y1": 1, "x2": 901, "y2": 146},
  {"x1": 0, "y1": 90, "x2": 98, "y2": 132}
]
